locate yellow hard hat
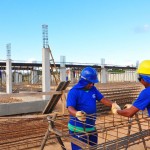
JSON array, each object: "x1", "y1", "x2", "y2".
[{"x1": 137, "y1": 60, "x2": 150, "y2": 75}]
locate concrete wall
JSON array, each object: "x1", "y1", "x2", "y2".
[{"x1": 0, "y1": 100, "x2": 49, "y2": 116}]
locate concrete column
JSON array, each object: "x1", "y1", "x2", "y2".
[
  {"x1": 31, "y1": 70, "x2": 38, "y2": 84},
  {"x1": 60, "y1": 56, "x2": 66, "y2": 81},
  {"x1": 2, "y1": 71, "x2": 6, "y2": 84},
  {"x1": 98, "y1": 71, "x2": 101, "y2": 82},
  {"x1": 42, "y1": 48, "x2": 50, "y2": 100},
  {"x1": 101, "y1": 58, "x2": 108, "y2": 83},
  {"x1": 66, "y1": 69, "x2": 69, "y2": 81},
  {"x1": 69, "y1": 69, "x2": 74, "y2": 83},
  {"x1": 0, "y1": 70, "x2": 1, "y2": 87},
  {"x1": 136, "y1": 60, "x2": 139, "y2": 82},
  {"x1": 67, "y1": 68, "x2": 71, "y2": 81},
  {"x1": 18, "y1": 73, "x2": 22, "y2": 83},
  {"x1": 6, "y1": 59, "x2": 12, "y2": 93},
  {"x1": 76, "y1": 70, "x2": 80, "y2": 81},
  {"x1": 13, "y1": 72, "x2": 19, "y2": 84},
  {"x1": 50, "y1": 74, "x2": 54, "y2": 84}
]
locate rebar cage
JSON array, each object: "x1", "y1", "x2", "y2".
[
  {"x1": 0, "y1": 111, "x2": 150, "y2": 150},
  {"x1": 45, "y1": 111, "x2": 150, "y2": 150}
]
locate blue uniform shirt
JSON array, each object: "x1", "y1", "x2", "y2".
[
  {"x1": 133, "y1": 86, "x2": 150, "y2": 116},
  {"x1": 66, "y1": 84, "x2": 104, "y2": 130}
]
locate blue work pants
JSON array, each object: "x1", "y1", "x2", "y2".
[{"x1": 69, "y1": 130, "x2": 97, "y2": 150}]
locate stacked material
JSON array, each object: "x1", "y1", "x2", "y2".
[{"x1": 96, "y1": 82, "x2": 143, "y2": 112}]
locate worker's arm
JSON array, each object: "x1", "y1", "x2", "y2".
[
  {"x1": 117, "y1": 106, "x2": 139, "y2": 117},
  {"x1": 67, "y1": 106, "x2": 86, "y2": 121},
  {"x1": 100, "y1": 97, "x2": 113, "y2": 107},
  {"x1": 67, "y1": 106, "x2": 77, "y2": 117}
]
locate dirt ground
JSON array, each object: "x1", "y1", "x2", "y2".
[
  {"x1": 42, "y1": 141, "x2": 150, "y2": 150},
  {"x1": 0, "y1": 82, "x2": 149, "y2": 150}
]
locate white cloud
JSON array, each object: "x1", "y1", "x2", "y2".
[
  {"x1": 134, "y1": 24, "x2": 150, "y2": 33},
  {"x1": 143, "y1": 24, "x2": 150, "y2": 31}
]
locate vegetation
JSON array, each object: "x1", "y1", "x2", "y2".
[{"x1": 108, "y1": 69, "x2": 125, "y2": 74}]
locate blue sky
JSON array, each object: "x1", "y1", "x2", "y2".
[{"x1": 0, "y1": 0, "x2": 150, "y2": 66}]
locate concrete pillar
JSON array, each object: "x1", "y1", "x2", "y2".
[
  {"x1": 67, "y1": 68, "x2": 71, "y2": 81},
  {"x1": 136, "y1": 60, "x2": 139, "y2": 82},
  {"x1": 66, "y1": 69, "x2": 69, "y2": 81},
  {"x1": 76, "y1": 70, "x2": 80, "y2": 81},
  {"x1": 42, "y1": 48, "x2": 50, "y2": 100},
  {"x1": 70, "y1": 69, "x2": 76, "y2": 83},
  {"x1": 2, "y1": 71, "x2": 6, "y2": 84},
  {"x1": 60, "y1": 56, "x2": 66, "y2": 81},
  {"x1": 98, "y1": 72, "x2": 101, "y2": 82},
  {"x1": 101, "y1": 58, "x2": 108, "y2": 83},
  {"x1": 18, "y1": 73, "x2": 22, "y2": 83},
  {"x1": 69, "y1": 69, "x2": 73, "y2": 83},
  {"x1": 6, "y1": 59, "x2": 12, "y2": 93},
  {"x1": 13, "y1": 72, "x2": 19, "y2": 84},
  {"x1": 50, "y1": 74, "x2": 54, "y2": 84},
  {"x1": 31, "y1": 70, "x2": 38, "y2": 84},
  {"x1": 0, "y1": 70, "x2": 1, "y2": 87}
]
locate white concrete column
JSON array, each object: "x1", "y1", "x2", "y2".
[
  {"x1": 2, "y1": 71, "x2": 6, "y2": 84},
  {"x1": 13, "y1": 72, "x2": 19, "y2": 84},
  {"x1": 31, "y1": 70, "x2": 38, "y2": 84},
  {"x1": 101, "y1": 58, "x2": 108, "y2": 83},
  {"x1": 0, "y1": 70, "x2": 1, "y2": 81},
  {"x1": 28, "y1": 71, "x2": 31, "y2": 83},
  {"x1": 76, "y1": 70, "x2": 80, "y2": 81},
  {"x1": 67, "y1": 68, "x2": 71, "y2": 81},
  {"x1": 60, "y1": 56, "x2": 66, "y2": 81},
  {"x1": 135, "y1": 60, "x2": 139, "y2": 82},
  {"x1": 6, "y1": 59, "x2": 12, "y2": 93},
  {"x1": 98, "y1": 72, "x2": 101, "y2": 82},
  {"x1": 42, "y1": 48, "x2": 50, "y2": 100},
  {"x1": 18, "y1": 73, "x2": 22, "y2": 83},
  {"x1": 69, "y1": 69, "x2": 75, "y2": 83},
  {"x1": 66, "y1": 69, "x2": 69, "y2": 81}
]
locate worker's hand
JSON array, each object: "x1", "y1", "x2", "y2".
[
  {"x1": 76, "y1": 111, "x2": 86, "y2": 121},
  {"x1": 124, "y1": 104, "x2": 132, "y2": 109},
  {"x1": 111, "y1": 102, "x2": 121, "y2": 114}
]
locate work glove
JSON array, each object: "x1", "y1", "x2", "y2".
[
  {"x1": 124, "y1": 104, "x2": 132, "y2": 109},
  {"x1": 76, "y1": 111, "x2": 86, "y2": 121},
  {"x1": 111, "y1": 101, "x2": 121, "y2": 114}
]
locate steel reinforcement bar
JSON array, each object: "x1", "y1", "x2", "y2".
[{"x1": 89, "y1": 129, "x2": 150, "y2": 150}]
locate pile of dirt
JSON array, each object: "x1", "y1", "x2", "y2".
[{"x1": 0, "y1": 97, "x2": 22, "y2": 103}]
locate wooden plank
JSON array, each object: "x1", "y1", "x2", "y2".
[{"x1": 42, "y1": 81, "x2": 70, "y2": 114}]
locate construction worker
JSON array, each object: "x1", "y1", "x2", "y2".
[
  {"x1": 112, "y1": 60, "x2": 150, "y2": 117},
  {"x1": 66, "y1": 67, "x2": 117, "y2": 150}
]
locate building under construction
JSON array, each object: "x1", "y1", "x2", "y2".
[{"x1": 0, "y1": 25, "x2": 149, "y2": 150}]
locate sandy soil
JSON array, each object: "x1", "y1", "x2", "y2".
[
  {"x1": 42, "y1": 141, "x2": 150, "y2": 150},
  {"x1": 0, "y1": 82, "x2": 149, "y2": 149}
]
